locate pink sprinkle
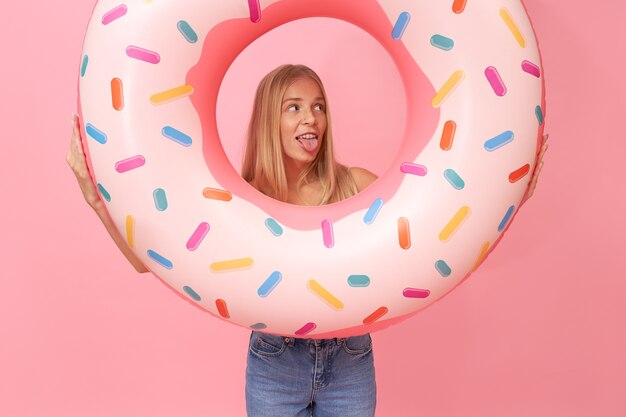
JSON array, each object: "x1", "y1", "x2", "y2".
[
  {"x1": 295, "y1": 322, "x2": 317, "y2": 336},
  {"x1": 115, "y1": 155, "x2": 145, "y2": 173},
  {"x1": 321, "y1": 220, "x2": 334, "y2": 248},
  {"x1": 400, "y1": 162, "x2": 427, "y2": 176},
  {"x1": 126, "y1": 46, "x2": 160, "y2": 64},
  {"x1": 248, "y1": 0, "x2": 261, "y2": 23},
  {"x1": 485, "y1": 66, "x2": 507, "y2": 96},
  {"x1": 102, "y1": 4, "x2": 127, "y2": 25},
  {"x1": 403, "y1": 288, "x2": 431, "y2": 299},
  {"x1": 186, "y1": 222, "x2": 210, "y2": 251},
  {"x1": 521, "y1": 60, "x2": 541, "y2": 78}
]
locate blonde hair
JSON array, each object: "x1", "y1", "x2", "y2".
[{"x1": 242, "y1": 64, "x2": 358, "y2": 205}]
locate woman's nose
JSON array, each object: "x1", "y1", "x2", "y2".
[{"x1": 301, "y1": 107, "x2": 316, "y2": 124}]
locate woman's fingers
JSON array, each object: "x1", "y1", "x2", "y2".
[
  {"x1": 67, "y1": 113, "x2": 102, "y2": 208},
  {"x1": 522, "y1": 134, "x2": 549, "y2": 203}
]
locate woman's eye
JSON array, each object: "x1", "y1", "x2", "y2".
[
  {"x1": 287, "y1": 105, "x2": 299, "y2": 111},
  {"x1": 314, "y1": 104, "x2": 325, "y2": 111}
]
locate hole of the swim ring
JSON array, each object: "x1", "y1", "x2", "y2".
[{"x1": 216, "y1": 17, "x2": 406, "y2": 204}]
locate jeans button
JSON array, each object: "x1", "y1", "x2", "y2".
[{"x1": 284, "y1": 337, "x2": 290, "y2": 343}]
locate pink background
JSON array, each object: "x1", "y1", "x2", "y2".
[{"x1": 1, "y1": 0, "x2": 625, "y2": 416}]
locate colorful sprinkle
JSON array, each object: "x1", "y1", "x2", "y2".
[
  {"x1": 210, "y1": 257, "x2": 254, "y2": 273},
  {"x1": 202, "y1": 187, "x2": 232, "y2": 201},
  {"x1": 177, "y1": 20, "x2": 198, "y2": 43},
  {"x1": 265, "y1": 218, "x2": 283, "y2": 236},
  {"x1": 85, "y1": 123, "x2": 107, "y2": 144},
  {"x1": 509, "y1": 164, "x2": 531, "y2": 183},
  {"x1": 150, "y1": 84, "x2": 194, "y2": 105},
  {"x1": 400, "y1": 162, "x2": 427, "y2": 176},
  {"x1": 484, "y1": 131, "x2": 514, "y2": 151},
  {"x1": 80, "y1": 55, "x2": 89, "y2": 77},
  {"x1": 186, "y1": 222, "x2": 209, "y2": 251},
  {"x1": 307, "y1": 280, "x2": 344, "y2": 310},
  {"x1": 435, "y1": 260, "x2": 452, "y2": 277},
  {"x1": 535, "y1": 105, "x2": 544, "y2": 125},
  {"x1": 125, "y1": 215, "x2": 135, "y2": 248},
  {"x1": 348, "y1": 275, "x2": 370, "y2": 287},
  {"x1": 115, "y1": 155, "x2": 145, "y2": 173},
  {"x1": 216, "y1": 299, "x2": 230, "y2": 318},
  {"x1": 295, "y1": 322, "x2": 317, "y2": 336},
  {"x1": 363, "y1": 198, "x2": 384, "y2": 225},
  {"x1": 153, "y1": 188, "x2": 167, "y2": 211},
  {"x1": 521, "y1": 60, "x2": 541, "y2": 78},
  {"x1": 452, "y1": 0, "x2": 467, "y2": 14},
  {"x1": 439, "y1": 206, "x2": 471, "y2": 242},
  {"x1": 258, "y1": 271, "x2": 282, "y2": 298},
  {"x1": 472, "y1": 241, "x2": 491, "y2": 271},
  {"x1": 440, "y1": 120, "x2": 457, "y2": 151},
  {"x1": 102, "y1": 4, "x2": 127, "y2": 25},
  {"x1": 485, "y1": 66, "x2": 507, "y2": 96},
  {"x1": 403, "y1": 288, "x2": 430, "y2": 298},
  {"x1": 392, "y1": 12, "x2": 410, "y2": 40},
  {"x1": 363, "y1": 307, "x2": 388, "y2": 325},
  {"x1": 97, "y1": 183, "x2": 111, "y2": 202},
  {"x1": 443, "y1": 169, "x2": 465, "y2": 190},
  {"x1": 498, "y1": 205, "x2": 516, "y2": 232},
  {"x1": 183, "y1": 286, "x2": 201, "y2": 301},
  {"x1": 250, "y1": 323, "x2": 267, "y2": 330},
  {"x1": 111, "y1": 78, "x2": 124, "y2": 110},
  {"x1": 248, "y1": 0, "x2": 261, "y2": 23},
  {"x1": 500, "y1": 7, "x2": 526, "y2": 48},
  {"x1": 430, "y1": 34, "x2": 454, "y2": 51},
  {"x1": 126, "y1": 45, "x2": 160, "y2": 64},
  {"x1": 398, "y1": 217, "x2": 411, "y2": 250},
  {"x1": 147, "y1": 249, "x2": 173, "y2": 269},
  {"x1": 432, "y1": 70, "x2": 465, "y2": 108},
  {"x1": 322, "y1": 219, "x2": 334, "y2": 248},
  {"x1": 162, "y1": 126, "x2": 192, "y2": 146}
]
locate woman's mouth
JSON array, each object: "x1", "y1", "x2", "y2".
[{"x1": 296, "y1": 134, "x2": 319, "y2": 152}]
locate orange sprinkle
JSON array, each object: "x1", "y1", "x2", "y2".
[
  {"x1": 452, "y1": 0, "x2": 467, "y2": 14},
  {"x1": 398, "y1": 217, "x2": 411, "y2": 250},
  {"x1": 472, "y1": 241, "x2": 491, "y2": 271},
  {"x1": 111, "y1": 78, "x2": 124, "y2": 110},
  {"x1": 363, "y1": 307, "x2": 389, "y2": 325},
  {"x1": 216, "y1": 299, "x2": 230, "y2": 318},
  {"x1": 440, "y1": 120, "x2": 457, "y2": 150},
  {"x1": 125, "y1": 215, "x2": 134, "y2": 248},
  {"x1": 203, "y1": 187, "x2": 232, "y2": 201},
  {"x1": 509, "y1": 164, "x2": 531, "y2": 183}
]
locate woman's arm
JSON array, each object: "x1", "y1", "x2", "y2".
[
  {"x1": 349, "y1": 167, "x2": 378, "y2": 192},
  {"x1": 67, "y1": 114, "x2": 149, "y2": 273}
]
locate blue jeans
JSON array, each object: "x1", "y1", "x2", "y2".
[{"x1": 246, "y1": 331, "x2": 376, "y2": 417}]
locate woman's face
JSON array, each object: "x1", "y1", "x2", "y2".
[{"x1": 280, "y1": 77, "x2": 327, "y2": 170}]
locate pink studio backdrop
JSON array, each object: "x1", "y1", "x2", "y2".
[{"x1": 1, "y1": 1, "x2": 625, "y2": 416}]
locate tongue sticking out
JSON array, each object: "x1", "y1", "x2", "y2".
[{"x1": 297, "y1": 137, "x2": 319, "y2": 152}]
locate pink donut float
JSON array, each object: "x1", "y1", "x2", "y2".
[{"x1": 78, "y1": 0, "x2": 545, "y2": 338}]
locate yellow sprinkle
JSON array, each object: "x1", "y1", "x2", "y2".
[
  {"x1": 150, "y1": 84, "x2": 194, "y2": 105},
  {"x1": 210, "y1": 257, "x2": 254, "y2": 272},
  {"x1": 431, "y1": 70, "x2": 465, "y2": 108},
  {"x1": 307, "y1": 280, "x2": 344, "y2": 311},
  {"x1": 500, "y1": 7, "x2": 526, "y2": 48},
  {"x1": 472, "y1": 241, "x2": 491, "y2": 271},
  {"x1": 439, "y1": 206, "x2": 471, "y2": 242},
  {"x1": 125, "y1": 215, "x2": 135, "y2": 248}
]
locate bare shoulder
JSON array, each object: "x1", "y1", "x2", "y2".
[{"x1": 349, "y1": 167, "x2": 378, "y2": 192}]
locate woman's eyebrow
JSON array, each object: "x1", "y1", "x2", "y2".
[{"x1": 282, "y1": 97, "x2": 325, "y2": 103}]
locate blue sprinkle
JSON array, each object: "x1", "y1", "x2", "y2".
[
  {"x1": 435, "y1": 260, "x2": 452, "y2": 277},
  {"x1": 265, "y1": 218, "x2": 283, "y2": 236},
  {"x1": 147, "y1": 249, "x2": 173, "y2": 269},
  {"x1": 97, "y1": 183, "x2": 111, "y2": 202},
  {"x1": 250, "y1": 323, "x2": 267, "y2": 330},
  {"x1": 535, "y1": 105, "x2": 544, "y2": 125},
  {"x1": 80, "y1": 55, "x2": 89, "y2": 77},
  {"x1": 177, "y1": 20, "x2": 198, "y2": 43},
  {"x1": 363, "y1": 198, "x2": 384, "y2": 224},
  {"x1": 162, "y1": 126, "x2": 192, "y2": 147},
  {"x1": 258, "y1": 271, "x2": 282, "y2": 298},
  {"x1": 484, "y1": 131, "x2": 514, "y2": 151},
  {"x1": 430, "y1": 34, "x2": 454, "y2": 51},
  {"x1": 85, "y1": 123, "x2": 107, "y2": 144},
  {"x1": 392, "y1": 12, "x2": 410, "y2": 40},
  {"x1": 153, "y1": 188, "x2": 168, "y2": 211},
  {"x1": 443, "y1": 169, "x2": 465, "y2": 190},
  {"x1": 183, "y1": 286, "x2": 201, "y2": 301},
  {"x1": 348, "y1": 275, "x2": 370, "y2": 287},
  {"x1": 498, "y1": 205, "x2": 516, "y2": 232}
]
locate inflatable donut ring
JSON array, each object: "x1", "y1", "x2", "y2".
[{"x1": 78, "y1": 0, "x2": 545, "y2": 338}]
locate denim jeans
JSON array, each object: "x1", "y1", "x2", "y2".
[{"x1": 246, "y1": 331, "x2": 376, "y2": 417}]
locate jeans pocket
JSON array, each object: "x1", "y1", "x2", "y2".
[
  {"x1": 249, "y1": 332, "x2": 287, "y2": 357},
  {"x1": 342, "y1": 333, "x2": 373, "y2": 355}
]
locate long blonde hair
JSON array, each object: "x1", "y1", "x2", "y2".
[{"x1": 241, "y1": 64, "x2": 358, "y2": 205}]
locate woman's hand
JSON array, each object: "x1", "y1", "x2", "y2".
[{"x1": 522, "y1": 133, "x2": 549, "y2": 204}]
